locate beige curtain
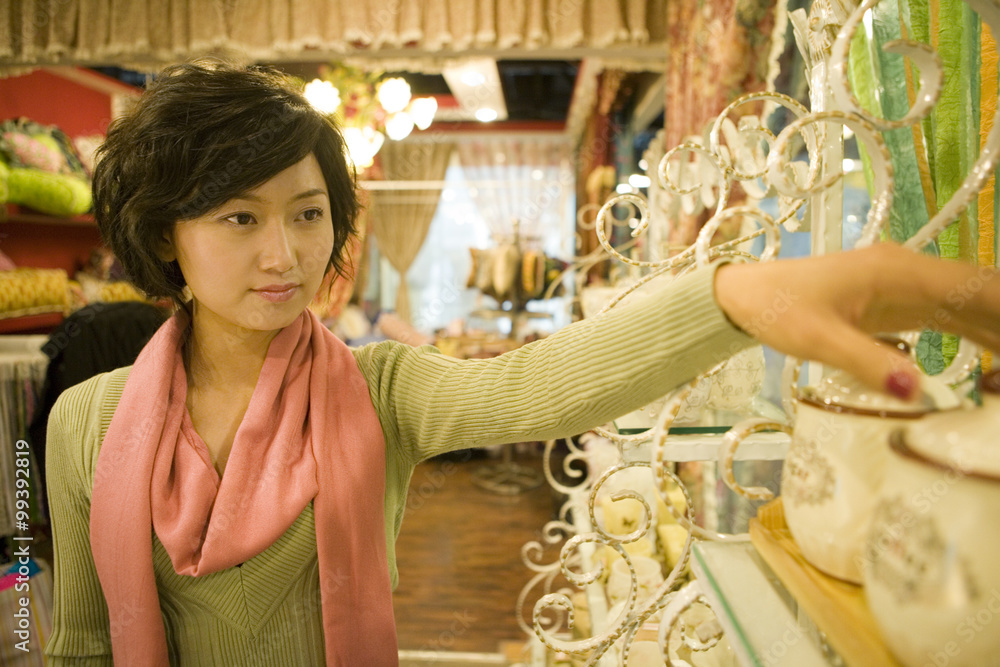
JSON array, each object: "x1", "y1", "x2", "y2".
[
  {"x1": 456, "y1": 137, "x2": 571, "y2": 240},
  {"x1": 0, "y1": 0, "x2": 667, "y2": 67},
  {"x1": 369, "y1": 140, "x2": 454, "y2": 323}
]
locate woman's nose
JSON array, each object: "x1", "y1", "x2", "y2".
[{"x1": 258, "y1": 219, "x2": 295, "y2": 273}]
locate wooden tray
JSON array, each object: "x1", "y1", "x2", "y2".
[{"x1": 748, "y1": 499, "x2": 902, "y2": 667}]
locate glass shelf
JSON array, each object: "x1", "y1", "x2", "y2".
[
  {"x1": 610, "y1": 397, "x2": 791, "y2": 463},
  {"x1": 618, "y1": 425, "x2": 735, "y2": 435},
  {"x1": 610, "y1": 431, "x2": 789, "y2": 465},
  {"x1": 691, "y1": 541, "x2": 845, "y2": 667}
]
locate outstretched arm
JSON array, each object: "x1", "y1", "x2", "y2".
[
  {"x1": 361, "y1": 243, "x2": 999, "y2": 463},
  {"x1": 357, "y1": 262, "x2": 755, "y2": 464},
  {"x1": 714, "y1": 243, "x2": 1000, "y2": 400}
]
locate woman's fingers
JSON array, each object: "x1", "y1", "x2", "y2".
[
  {"x1": 714, "y1": 243, "x2": 1000, "y2": 401},
  {"x1": 804, "y1": 318, "x2": 923, "y2": 399}
]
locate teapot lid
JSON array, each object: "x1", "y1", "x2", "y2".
[
  {"x1": 897, "y1": 370, "x2": 1000, "y2": 481},
  {"x1": 799, "y1": 369, "x2": 946, "y2": 417},
  {"x1": 798, "y1": 336, "x2": 957, "y2": 417}
]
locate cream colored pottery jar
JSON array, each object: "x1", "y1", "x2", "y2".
[
  {"x1": 863, "y1": 372, "x2": 1000, "y2": 667},
  {"x1": 720, "y1": 338, "x2": 973, "y2": 582},
  {"x1": 779, "y1": 370, "x2": 955, "y2": 583},
  {"x1": 720, "y1": 362, "x2": 960, "y2": 583}
]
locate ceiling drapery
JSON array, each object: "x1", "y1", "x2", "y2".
[{"x1": 0, "y1": 0, "x2": 669, "y2": 68}]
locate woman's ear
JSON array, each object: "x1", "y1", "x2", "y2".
[{"x1": 155, "y1": 229, "x2": 177, "y2": 262}]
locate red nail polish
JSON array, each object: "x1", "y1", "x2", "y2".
[{"x1": 886, "y1": 371, "x2": 917, "y2": 400}]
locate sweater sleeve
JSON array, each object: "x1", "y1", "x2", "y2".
[
  {"x1": 43, "y1": 373, "x2": 117, "y2": 666},
  {"x1": 354, "y1": 262, "x2": 756, "y2": 465}
]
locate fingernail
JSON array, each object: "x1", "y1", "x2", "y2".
[{"x1": 886, "y1": 370, "x2": 918, "y2": 400}]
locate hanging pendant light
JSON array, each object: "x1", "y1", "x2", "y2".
[
  {"x1": 384, "y1": 112, "x2": 415, "y2": 141},
  {"x1": 303, "y1": 79, "x2": 341, "y2": 114},
  {"x1": 342, "y1": 126, "x2": 385, "y2": 169},
  {"x1": 408, "y1": 97, "x2": 438, "y2": 130},
  {"x1": 376, "y1": 77, "x2": 412, "y2": 114},
  {"x1": 303, "y1": 66, "x2": 437, "y2": 170}
]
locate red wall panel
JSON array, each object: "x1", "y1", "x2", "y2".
[{"x1": 0, "y1": 69, "x2": 117, "y2": 137}]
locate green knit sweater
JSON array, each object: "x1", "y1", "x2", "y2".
[{"x1": 43, "y1": 264, "x2": 753, "y2": 665}]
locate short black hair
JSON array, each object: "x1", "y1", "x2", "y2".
[{"x1": 93, "y1": 58, "x2": 360, "y2": 307}]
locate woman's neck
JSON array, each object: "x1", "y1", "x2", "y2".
[{"x1": 183, "y1": 308, "x2": 282, "y2": 393}]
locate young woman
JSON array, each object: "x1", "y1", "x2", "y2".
[{"x1": 43, "y1": 60, "x2": 1000, "y2": 666}]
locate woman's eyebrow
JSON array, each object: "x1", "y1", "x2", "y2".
[
  {"x1": 229, "y1": 188, "x2": 328, "y2": 204},
  {"x1": 290, "y1": 188, "x2": 328, "y2": 202}
]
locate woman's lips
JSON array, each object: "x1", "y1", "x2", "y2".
[{"x1": 253, "y1": 284, "x2": 300, "y2": 302}]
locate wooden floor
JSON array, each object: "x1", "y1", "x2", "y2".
[{"x1": 393, "y1": 447, "x2": 562, "y2": 655}]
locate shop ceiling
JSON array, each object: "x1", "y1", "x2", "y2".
[
  {"x1": 1, "y1": 0, "x2": 671, "y2": 141},
  {"x1": 272, "y1": 58, "x2": 581, "y2": 125},
  {"x1": 92, "y1": 58, "x2": 663, "y2": 138}
]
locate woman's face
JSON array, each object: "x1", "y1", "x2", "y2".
[{"x1": 161, "y1": 154, "x2": 335, "y2": 336}]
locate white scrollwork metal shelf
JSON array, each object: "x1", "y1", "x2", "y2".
[{"x1": 517, "y1": 0, "x2": 999, "y2": 663}]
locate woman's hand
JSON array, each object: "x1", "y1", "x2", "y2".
[{"x1": 714, "y1": 243, "x2": 1000, "y2": 400}]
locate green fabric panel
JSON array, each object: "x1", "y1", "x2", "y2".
[
  {"x1": 898, "y1": 1, "x2": 940, "y2": 370},
  {"x1": 872, "y1": 0, "x2": 931, "y2": 243},
  {"x1": 933, "y1": 0, "x2": 968, "y2": 261},
  {"x1": 917, "y1": 330, "x2": 945, "y2": 375},
  {"x1": 931, "y1": 0, "x2": 981, "y2": 364},
  {"x1": 853, "y1": 2, "x2": 942, "y2": 371},
  {"x1": 968, "y1": 7, "x2": 982, "y2": 149},
  {"x1": 943, "y1": 3, "x2": 981, "y2": 366},
  {"x1": 917, "y1": 331, "x2": 960, "y2": 377},
  {"x1": 904, "y1": 0, "x2": 935, "y2": 177},
  {"x1": 942, "y1": 332, "x2": 960, "y2": 367},
  {"x1": 959, "y1": 5, "x2": 981, "y2": 261},
  {"x1": 849, "y1": 28, "x2": 880, "y2": 201}
]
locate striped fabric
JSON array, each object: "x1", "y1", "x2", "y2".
[{"x1": 42, "y1": 263, "x2": 753, "y2": 665}]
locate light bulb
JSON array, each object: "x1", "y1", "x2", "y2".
[
  {"x1": 385, "y1": 112, "x2": 415, "y2": 141},
  {"x1": 303, "y1": 79, "x2": 341, "y2": 114},
  {"x1": 475, "y1": 108, "x2": 498, "y2": 122},
  {"x1": 408, "y1": 97, "x2": 437, "y2": 130},
  {"x1": 628, "y1": 174, "x2": 651, "y2": 189},
  {"x1": 461, "y1": 71, "x2": 486, "y2": 86},
  {"x1": 342, "y1": 127, "x2": 384, "y2": 168},
  {"x1": 377, "y1": 77, "x2": 412, "y2": 114}
]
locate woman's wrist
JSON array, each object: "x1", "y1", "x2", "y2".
[{"x1": 713, "y1": 262, "x2": 758, "y2": 337}]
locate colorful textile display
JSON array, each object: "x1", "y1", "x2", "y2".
[
  {"x1": 848, "y1": 0, "x2": 997, "y2": 372},
  {"x1": 0, "y1": 119, "x2": 92, "y2": 217}
]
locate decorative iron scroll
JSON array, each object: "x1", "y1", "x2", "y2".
[{"x1": 519, "y1": 0, "x2": 1000, "y2": 664}]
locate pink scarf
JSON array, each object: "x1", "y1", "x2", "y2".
[{"x1": 89, "y1": 309, "x2": 398, "y2": 665}]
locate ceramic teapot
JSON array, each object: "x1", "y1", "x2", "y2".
[
  {"x1": 719, "y1": 338, "x2": 970, "y2": 583},
  {"x1": 862, "y1": 371, "x2": 1000, "y2": 667}
]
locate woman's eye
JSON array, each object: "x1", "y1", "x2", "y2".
[
  {"x1": 224, "y1": 212, "x2": 255, "y2": 226},
  {"x1": 301, "y1": 208, "x2": 324, "y2": 222}
]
